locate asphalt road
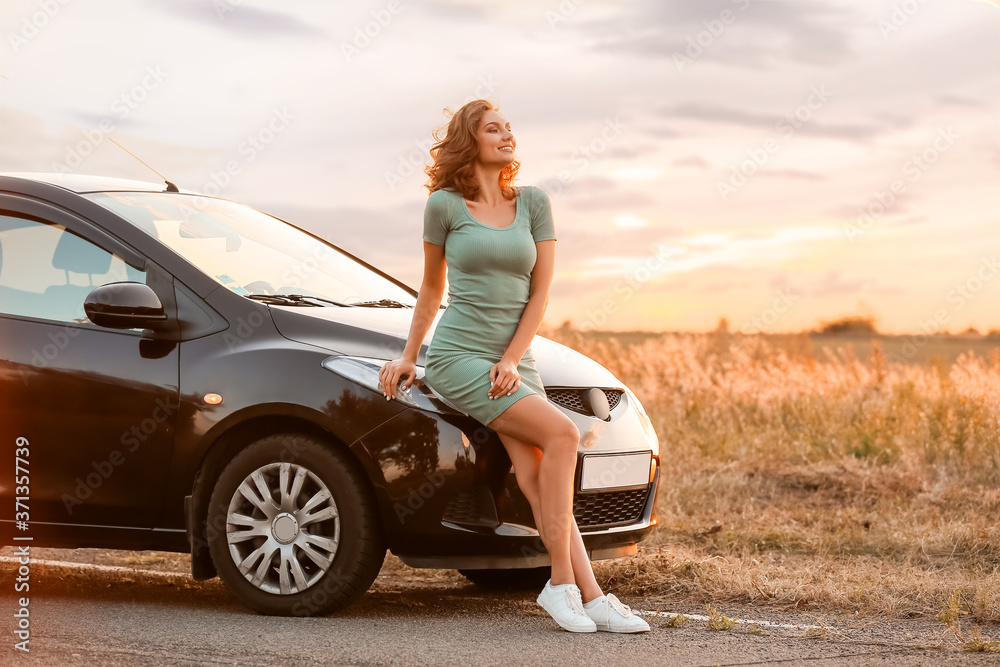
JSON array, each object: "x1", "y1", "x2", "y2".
[{"x1": 0, "y1": 552, "x2": 995, "y2": 666}]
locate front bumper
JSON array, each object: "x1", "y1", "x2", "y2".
[
  {"x1": 398, "y1": 462, "x2": 660, "y2": 569},
  {"x1": 355, "y1": 386, "x2": 660, "y2": 569}
]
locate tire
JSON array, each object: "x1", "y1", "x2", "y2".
[
  {"x1": 458, "y1": 566, "x2": 552, "y2": 591},
  {"x1": 206, "y1": 432, "x2": 386, "y2": 616}
]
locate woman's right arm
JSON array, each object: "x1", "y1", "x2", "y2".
[
  {"x1": 401, "y1": 241, "x2": 447, "y2": 364},
  {"x1": 379, "y1": 241, "x2": 447, "y2": 399}
]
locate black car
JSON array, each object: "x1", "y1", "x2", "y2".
[{"x1": 0, "y1": 172, "x2": 660, "y2": 616}]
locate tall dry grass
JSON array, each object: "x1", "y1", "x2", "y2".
[{"x1": 540, "y1": 324, "x2": 1000, "y2": 622}]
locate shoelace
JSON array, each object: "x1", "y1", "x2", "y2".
[
  {"x1": 606, "y1": 593, "x2": 634, "y2": 618},
  {"x1": 565, "y1": 586, "x2": 587, "y2": 616}
]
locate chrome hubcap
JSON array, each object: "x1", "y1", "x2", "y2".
[
  {"x1": 225, "y1": 461, "x2": 340, "y2": 595},
  {"x1": 271, "y1": 513, "x2": 299, "y2": 544}
]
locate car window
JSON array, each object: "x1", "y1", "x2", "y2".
[{"x1": 0, "y1": 214, "x2": 146, "y2": 326}]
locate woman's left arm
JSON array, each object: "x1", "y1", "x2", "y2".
[{"x1": 501, "y1": 239, "x2": 555, "y2": 367}]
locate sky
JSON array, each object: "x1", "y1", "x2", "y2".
[{"x1": 1, "y1": 0, "x2": 998, "y2": 335}]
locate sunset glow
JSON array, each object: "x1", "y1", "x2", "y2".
[{"x1": 1, "y1": 0, "x2": 997, "y2": 334}]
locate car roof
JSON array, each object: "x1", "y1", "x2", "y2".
[{"x1": 0, "y1": 172, "x2": 201, "y2": 194}]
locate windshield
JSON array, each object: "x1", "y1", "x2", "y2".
[{"x1": 84, "y1": 192, "x2": 417, "y2": 306}]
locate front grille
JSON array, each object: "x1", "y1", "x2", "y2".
[
  {"x1": 574, "y1": 486, "x2": 649, "y2": 529},
  {"x1": 442, "y1": 489, "x2": 482, "y2": 524},
  {"x1": 547, "y1": 388, "x2": 623, "y2": 418}
]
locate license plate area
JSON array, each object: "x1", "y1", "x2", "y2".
[{"x1": 579, "y1": 452, "x2": 651, "y2": 491}]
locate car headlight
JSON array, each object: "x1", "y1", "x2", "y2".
[
  {"x1": 622, "y1": 383, "x2": 658, "y2": 449},
  {"x1": 321, "y1": 355, "x2": 466, "y2": 415},
  {"x1": 621, "y1": 383, "x2": 650, "y2": 423}
]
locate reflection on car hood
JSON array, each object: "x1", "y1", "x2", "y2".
[{"x1": 267, "y1": 305, "x2": 623, "y2": 388}]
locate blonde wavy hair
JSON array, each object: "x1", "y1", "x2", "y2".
[{"x1": 423, "y1": 99, "x2": 520, "y2": 200}]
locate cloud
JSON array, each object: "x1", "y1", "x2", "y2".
[
  {"x1": 808, "y1": 270, "x2": 904, "y2": 297},
  {"x1": 577, "y1": 224, "x2": 844, "y2": 279},
  {"x1": 755, "y1": 169, "x2": 826, "y2": 181},
  {"x1": 0, "y1": 106, "x2": 58, "y2": 171},
  {"x1": 658, "y1": 102, "x2": 888, "y2": 143},
  {"x1": 419, "y1": 0, "x2": 493, "y2": 21},
  {"x1": 576, "y1": 0, "x2": 860, "y2": 69},
  {"x1": 672, "y1": 156, "x2": 711, "y2": 169},
  {"x1": 933, "y1": 94, "x2": 985, "y2": 108},
  {"x1": 825, "y1": 192, "x2": 915, "y2": 221},
  {"x1": 543, "y1": 175, "x2": 660, "y2": 210},
  {"x1": 888, "y1": 215, "x2": 928, "y2": 228},
  {"x1": 255, "y1": 199, "x2": 417, "y2": 258},
  {"x1": 606, "y1": 143, "x2": 660, "y2": 159},
  {"x1": 552, "y1": 175, "x2": 618, "y2": 193},
  {"x1": 71, "y1": 110, "x2": 144, "y2": 131},
  {"x1": 143, "y1": 0, "x2": 327, "y2": 39},
  {"x1": 637, "y1": 125, "x2": 681, "y2": 139}
]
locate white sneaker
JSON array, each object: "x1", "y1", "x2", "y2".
[
  {"x1": 583, "y1": 593, "x2": 650, "y2": 633},
  {"x1": 536, "y1": 580, "x2": 597, "y2": 632}
]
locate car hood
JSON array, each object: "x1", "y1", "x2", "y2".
[{"x1": 267, "y1": 305, "x2": 623, "y2": 388}]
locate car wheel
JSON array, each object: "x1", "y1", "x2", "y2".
[
  {"x1": 458, "y1": 566, "x2": 552, "y2": 590},
  {"x1": 207, "y1": 432, "x2": 385, "y2": 616}
]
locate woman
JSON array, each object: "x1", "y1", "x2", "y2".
[{"x1": 379, "y1": 99, "x2": 649, "y2": 634}]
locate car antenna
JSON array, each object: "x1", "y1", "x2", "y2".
[{"x1": 108, "y1": 137, "x2": 180, "y2": 192}]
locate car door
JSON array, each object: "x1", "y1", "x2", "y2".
[{"x1": 0, "y1": 196, "x2": 180, "y2": 535}]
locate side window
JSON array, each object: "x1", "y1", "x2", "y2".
[{"x1": 0, "y1": 214, "x2": 146, "y2": 326}]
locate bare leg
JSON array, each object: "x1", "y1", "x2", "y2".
[
  {"x1": 489, "y1": 394, "x2": 580, "y2": 586},
  {"x1": 497, "y1": 431, "x2": 605, "y2": 602},
  {"x1": 536, "y1": 435, "x2": 576, "y2": 584},
  {"x1": 568, "y1": 518, "x2": 604, "y2": 603}
]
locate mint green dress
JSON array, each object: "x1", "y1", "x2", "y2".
[{"x1": 421, "y1": 184, "x2": 557, "y2": 426}]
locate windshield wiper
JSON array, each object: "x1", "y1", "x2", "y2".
[
  {"x1": 245, "y1": 294, "x2": 411, "y2": 308},
  {"x1": 283, "y1": 294, "x2": 352, "y2": 307},
  {"x1": 245, "y1": 294, "x2": 349, "y2": 307},
  {"x1": 350, "y1": 299, "x2": 413, "y2": 308}
]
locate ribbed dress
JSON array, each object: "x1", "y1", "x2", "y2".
[{"x1": 421, "y1": 184, "x2": 557, "y2": 427}]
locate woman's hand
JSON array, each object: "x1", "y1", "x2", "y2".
[
  {"x1": 488, "y1": 358, "x2": 521, "y2": 400},
  {"x1": 379, "y1": 358, "x2": 417, "y2": 400}
]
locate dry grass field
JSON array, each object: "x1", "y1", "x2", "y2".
[{"x1": 539, "y1": 323, "x2": 1000, "y2": 632}]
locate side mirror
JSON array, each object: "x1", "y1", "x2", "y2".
[{"x1": 84, "y1": 282, "x2": 168, "y2": 330}]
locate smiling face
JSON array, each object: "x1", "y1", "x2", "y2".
[{"x1": 475, "y1": 109, "x2": 516, "y2": 167}]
